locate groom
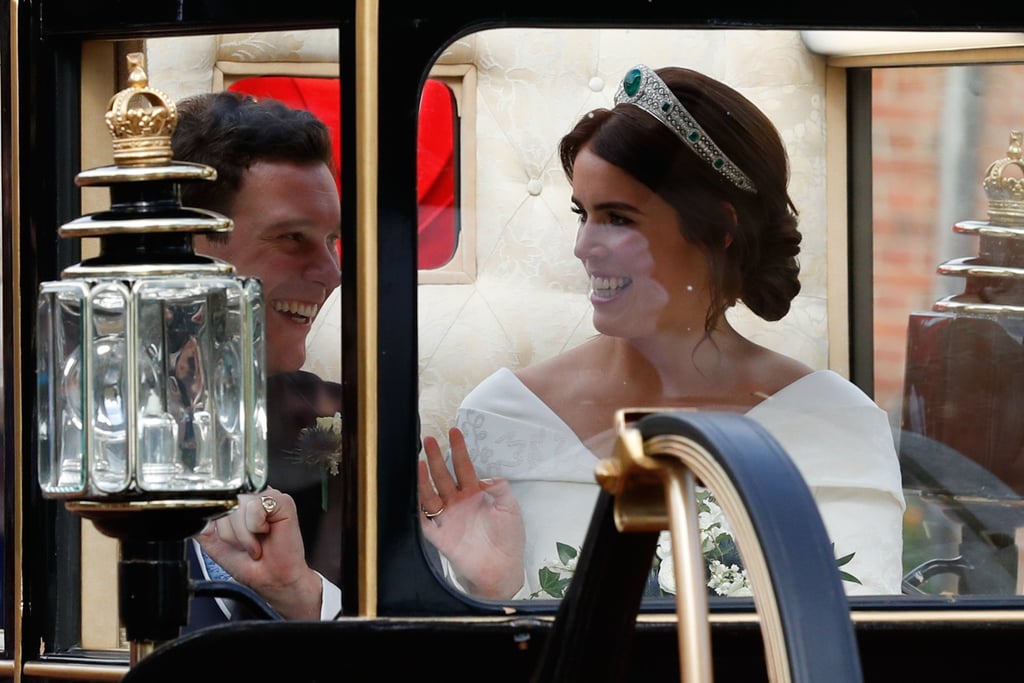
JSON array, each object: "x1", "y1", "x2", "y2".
[{"x1": 171, "y1": 90, "x2": 343, "y2": 627}]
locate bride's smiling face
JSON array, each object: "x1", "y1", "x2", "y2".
[{"x1": 571, "y1": 146, "x2": 710, "y2": 338}]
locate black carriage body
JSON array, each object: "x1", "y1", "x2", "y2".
[{"x1": 10, "y1": 1, "x2": 1024, "y2": 681}]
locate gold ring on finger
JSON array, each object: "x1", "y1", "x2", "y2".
[{"x1": 422, "y1": 505, "x2": 445, "y2": 519}]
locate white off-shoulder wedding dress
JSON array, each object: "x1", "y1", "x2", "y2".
[{"x1": 445, "y1": 367, "x2": 905, "y2": 598}]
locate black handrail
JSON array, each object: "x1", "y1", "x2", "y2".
[{"x1": 532, "y1": 411, "x2": 864, "y2": 682}]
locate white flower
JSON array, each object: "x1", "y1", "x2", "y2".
[
  {"x1": 657, "y1": 528, "x2": 750, "y2": 597},
  {"x1": 656, "y1": 530, "x2": 673, "y2": 561},
  {"x1": 316, "y1": 411, "x2": 343, "y2": 434},
  {"x1": 697, "y1": 489, "x2": 732, "y2": 554},
  {"x1": 698, "y1": 502, "x2": 725, "y2": 534},
  {"x1": 707, "y1": 560, "x2": 753, "y2": 597},
  {"x1": 531, "y1": 542, "x2": 580, "y2": 598},
  {"x1": 656, "y1": 531, "x2": 676, "y2": 594},
  {"x1": 699, "y1": 525, "x2": 719, "y2": 554},
  {"x1": 539, "y1": 553, "x2": 576, "y2": 574},
  {"x1": 656, "y1": 489, "x2": 752, "y2": 596}
]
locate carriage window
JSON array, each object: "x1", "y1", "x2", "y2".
[
  {"x1": 870, "y1": 61, "x2": 1024, "y2": 595},
  {"x1": 417, "y1": 78, "x2": 459, "y2": 271},
  {"x1": 418, "y1": 65, "x2": 476, "y2": 284},
  {"x1": 67, "y1": 33, "x2": 355, "y2": 655},
  {"x1": 56, "y1": 28, "x2": 467, "y2": 658},
  {"x1": 417, "y1": 27, "x2": 872, "y2": 604},
  {"x1": 417, "y1": 27, "x2": 1024, "y2": 606}
]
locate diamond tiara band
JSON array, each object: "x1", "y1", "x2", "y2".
[{"x1": 613, "y1": 65, "x2": 757, "y2": 194}]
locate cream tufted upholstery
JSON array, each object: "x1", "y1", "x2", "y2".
[
  {"x1": 146, "y1": 31, "x2": 341, "y2": 102},
  {"x1": 145, "y1": 28, "x2": 834, "y2": 449},
  {"x1": 418, "y1": 28, "x2": 831, "y2": 447}
]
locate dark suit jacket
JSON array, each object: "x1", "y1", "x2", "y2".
[{"x1": 184, "y1": 370, "x2": 343, "y2": 631}]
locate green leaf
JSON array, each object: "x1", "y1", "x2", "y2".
[
  {"x1": 839, "y1": 570, "x2": 862, "y2": 585},
  {"x1": 556, "y1": 542, "x2": 578, "y2": 565},
  {"x1": 832, "y1": 544, "x2": 861, "y2": 584},
  {"x1": 538, "y1": 567, "x2": 565, "y2": 598}
]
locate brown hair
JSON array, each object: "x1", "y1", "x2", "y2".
[
  {"x1": 559, "y1": 67, "x2": 801, "y2": 332},
  {"x1": 171, "y1": 91, "x2": 336, "y2": 242}
]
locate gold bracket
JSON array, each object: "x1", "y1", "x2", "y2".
[{"x1": 597, "y1": 408, "x2": 792, "y2": 683}]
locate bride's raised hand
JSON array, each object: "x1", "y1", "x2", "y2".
[{"x1": 417, "y1": 426, "x2": 526, "y2": 599}]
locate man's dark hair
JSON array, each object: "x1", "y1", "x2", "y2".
[{"x1": 172, "y1": 91, "x2": 335, "y2": 223}]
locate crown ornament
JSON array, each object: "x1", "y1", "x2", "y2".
[
  {"x1": 932, "y1": 129, "x2": 1024, "y2": 317},
  {"x1": 65, "y1": 51, "x2": 226, "y2": 240},
  {"x1": 614, "y1": 64, "x2": 757, "y2": 194},
  {"x1": 982, "y1": 129, "x2": 1024, "y2": 226},
  {"x1": 104, "y1": 52, "x2": 178, "y2": 167}
]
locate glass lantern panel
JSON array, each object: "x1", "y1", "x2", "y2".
[
  {"x1": 37, "y1": 281, "x2": 90, "y2": 495},
  {"x1": 246, "y1": 278, "x2": 268, "y2": 490},
  {"x1": 88, "y1": 282, "x2": 131, "y2": 493},
  {"x1": 135, "y1": 276, "x2": 259, "y2": 492}
]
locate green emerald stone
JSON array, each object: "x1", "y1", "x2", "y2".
[
  {"x1": 623, "y1": 68, "x2": 643, "y2": 97},
  {"x1": 661, "y1": 101, "x2": 671, "y2": 113},
  {"x1": 713, "y1": 158, "x2": 725, "y2": 169},
  {"x1": 688, "y1": 131, "x2": 700, "y2": 143}
]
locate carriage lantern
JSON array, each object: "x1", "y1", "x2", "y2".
[{"x1": 34, "y1": 53, "x2": 268, "y2": 660}]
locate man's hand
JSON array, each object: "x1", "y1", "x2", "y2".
[{"x1": 198, "y1": 487, "x2": 323, "y2": 620}]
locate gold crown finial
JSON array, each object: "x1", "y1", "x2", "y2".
[
  {"x1": 982, "y1": 130, "x2": 1024, "y2": 226},
  {"x1": 104, "y1": 52, "x2": 177, "y2": 167}
]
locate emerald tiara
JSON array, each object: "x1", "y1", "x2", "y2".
[{"x1": 613, "y1": 64, "x2": 757, "y2": 194}]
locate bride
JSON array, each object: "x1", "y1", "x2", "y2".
[{"x1": 417, "y1": 64, "x2": 905, "y2": 600}]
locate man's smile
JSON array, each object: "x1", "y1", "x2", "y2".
[{"x1": 272, "y1": 299, "x2": 320, "y2": 324}]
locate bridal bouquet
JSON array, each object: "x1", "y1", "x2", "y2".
[
  {"x1": 656, "y1": 488, "x2": 751, "y2": 597},
  {"x1": 532, "y1": 488, "x2": 859, "y2": 599}
]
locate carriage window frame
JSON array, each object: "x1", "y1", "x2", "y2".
[
  {"x1": 417, "y1": 64, "x2": 477, "y2": 285},
  {"x1": 65, "y1": 27, "x2": 479, "y2": 657},
  {"x1": 72, "y1": 33, "x2": 372, "y2": 655},
  {"x1": 825, "y1": 37, "x2": 1024, "y2": 601},
  {"x1": 413, "y1": 27, "x2": 860, "y2": 613},
  {"x1": 410, "y1": 28, "x2": 1024, "y2": 615},
  {"x1": 839, "y1": 45, "x2": 1024, "y2": 602},
  {"x1": 52, "y1": 28, "x2": 1024, "y2": 667}
]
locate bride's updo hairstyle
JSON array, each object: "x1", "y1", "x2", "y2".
[{"x1": 559, "y1": 66, "x2": 802, "y2": 332}]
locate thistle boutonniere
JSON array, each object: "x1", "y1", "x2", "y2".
[{"x1": 294, "y1": 411, "x2": 343, "y2": 509}]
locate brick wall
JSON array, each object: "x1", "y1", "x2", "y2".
[{"x1": 871, "y1": 63, "x2": 1024, "y2": 417}]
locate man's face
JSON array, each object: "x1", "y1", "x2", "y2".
[{"x1": 195, "y1": 160, "x2": 341, "y2": 375}]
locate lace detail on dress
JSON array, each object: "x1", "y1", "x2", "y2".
[{"x1": 457, "y1": 408, "x2": 596, "y2": 482}]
